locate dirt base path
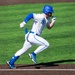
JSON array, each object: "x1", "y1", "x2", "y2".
[{"x1": 0, "y1": 63, "x2": 75, "y2": 75}]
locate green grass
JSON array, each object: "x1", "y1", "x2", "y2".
[{"x1": 0, "y1": 2, "x2": 75, "y2": 64}]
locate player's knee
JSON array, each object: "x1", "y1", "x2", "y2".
[{"x1": 45, "y1": 42, "x2": 50, "y2": 48}]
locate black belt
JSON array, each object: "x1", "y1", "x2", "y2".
[{"x1": 30, "y1": 31, "x2": 39, "y2": 36}]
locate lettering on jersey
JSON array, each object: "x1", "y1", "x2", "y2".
[{"x1": 41, "y1": 18, "x2": 46, "y2": 25}]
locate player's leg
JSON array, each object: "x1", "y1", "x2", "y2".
[
  {"x1": 29, "y1": 34, "x2": 50, "y2": 54},
  {"x1": 33, "y1": 36, "x2": 50, "y2": 54},
  {"x1": 7, "y1": 40, "x2": 33, "y2": 69},
  {"x1": 28, "y1": 34, "x2": 50, "y2": 63},
  {"x1": 15, "y1": 40, "x2": 33, "y2": 56}
]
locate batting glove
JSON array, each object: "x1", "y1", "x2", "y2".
[
  {"x1": 20, "y1": 21, "x2": 26, "y2": 28},
  {"x1": 52, "y1": 16, "x2": 56, "y2": 23}
]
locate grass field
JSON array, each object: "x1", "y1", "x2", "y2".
[{"x1": 0, "y1": 2, "x2": 75, "y2": 64}]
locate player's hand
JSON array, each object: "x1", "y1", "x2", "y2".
[
  {"x1": 20, "y1": 21, "x2": 26, "y2": 28},
  {"x1": 52, "y1": 16, "x2": 56, "y2": 23}
]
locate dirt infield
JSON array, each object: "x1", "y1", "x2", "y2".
[
  {"x1": 0, "y1": 63, "x2": 75, "y2": 75},
  {"x1": 1, "y1": 59, "x2": 75, "y2": 75},
  {"x1": 0, "y1": 0, "x2": 75, "y2": 5}
]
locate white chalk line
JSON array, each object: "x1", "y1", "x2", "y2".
[{"x1": 0, "y1": 69, "x2": 75, "y2": 71}]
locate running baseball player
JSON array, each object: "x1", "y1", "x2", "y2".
[{"x1": 7, "y1": 5, "x2": 56, "y2": 69}]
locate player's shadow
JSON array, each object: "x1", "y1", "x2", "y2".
[{"x1": 17, "y1": 59, "x2": 75, "y2": 69}]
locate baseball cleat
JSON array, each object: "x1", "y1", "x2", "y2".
[
  {"x1": 6, "y1": 61, "x2": 16, "y2": 69},
  {"x1": 29, "y1": 52, "x2": 37, "y2": 63}
]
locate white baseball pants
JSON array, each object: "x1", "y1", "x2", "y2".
[{"x1": 15, "y1": 32, "x2": 50, "y2": 56}]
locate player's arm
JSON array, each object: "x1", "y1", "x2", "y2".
[
  {"x1": 20, "y1": 13, "x2": 33, "y2": 28},
  {"x1": 47, "y1": 17, "x2": 56, "y2": 29}
]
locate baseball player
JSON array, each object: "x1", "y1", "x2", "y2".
[{"x1": 7, "y1": 5, "x2": 56, "y2": 69}]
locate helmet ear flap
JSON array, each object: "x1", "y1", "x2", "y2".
[{"x1": 42, "y1": 5, "x2": 54, "y2": 15}]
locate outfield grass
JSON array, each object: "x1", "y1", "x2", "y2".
[{"x1": 0, "y1": 2, "x2": 75, "y2": 64}]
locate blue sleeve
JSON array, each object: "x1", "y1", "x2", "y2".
[{"x1": 24, "y1": 13, "x2": 33, "y2": 23}]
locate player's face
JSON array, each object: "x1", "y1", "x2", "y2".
[
  {"x1": 48, "y1": 12, "x2": 52, "y2": 17},
  {"x1": 46, "y1": 12, "x2": 52, "y2": 18}
]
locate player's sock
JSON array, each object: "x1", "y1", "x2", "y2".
[{"x1": 9, "y1": 56, "x2": 19, "y2": 65}]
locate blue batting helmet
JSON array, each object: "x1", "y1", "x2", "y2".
[{"x1": 42, "y1": 5, "x2": 54, "y2": 15}]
